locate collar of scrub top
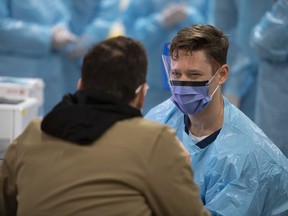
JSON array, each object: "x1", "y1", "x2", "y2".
[{"x1": 184, "y1": 114, "x2": 221, "y2": 149}]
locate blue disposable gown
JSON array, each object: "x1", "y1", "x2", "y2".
[
  {"x1": 184, "y1": 0, "x2": 211, "y2": 22},
  {"x1": 210, "y1": 0, "x2": 273, "y2": 120},
  {"x1": 62, "y1": 0, "x2": 120, "y2": 93},
  {"x1": 123, "y1": 0, "x2": 204, "y2": 114},
  {"x1": 250, "y1": 0, "x2": 288, "y2": 157},
  {"x1": 0, "y1": 0, "x2": 70, "y2": 113},
  {"x1": 145, "y1": 98, "x2": 288, "y2": 215}
]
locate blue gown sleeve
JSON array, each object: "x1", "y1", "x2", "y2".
[
  {"x1": 250, "y1": 0, "x2": 288, "y2": 62},
  {"x1": 209, "y1": 0, "x2": 238, "y2": 31},
  {"x1": 82, "y1": 0, "x2": 120, "y2": 44},
  {"x1": 123, "y1": 1, "x2": 169, "y2": 47},
  {"x1": 0, "y1": 0, "x2": 69, "y2": 57},
  {"x1": 123, "y1": 1, "x2": 204, "y2": 48}
]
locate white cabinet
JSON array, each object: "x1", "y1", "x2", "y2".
[{"x1": 0, "y1": 98, "x2": 39, "y2": 159}]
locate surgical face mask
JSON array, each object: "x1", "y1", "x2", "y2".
[{"x1": 170, "y1": 73, "x2": 219, "y2": 115}]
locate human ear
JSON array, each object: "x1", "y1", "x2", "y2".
[
  {"x1": 218, "y1": 64, "x2": 229, "y2": 85},
  {"x1": 129, "y1": 84, "x2": 148, "y2": 110},
  {"x1": 77, "y1": 79, "x2": 83, "y2": 90},
  {"x1": 135, "y1": 87, "x2": 145, "y2": 110}
]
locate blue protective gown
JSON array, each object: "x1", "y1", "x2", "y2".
[
  {"x1": 145, "y1": 98, "x2": 288, "y2": 215},
  {"x1": 250, "y1": 0, "x2": 288, "y2": 157},
  {"x1": 210, "y1": 0, "x2": 273, "y2": 120},
  {"x1": 192, "y1": 0, "x2": 212, "y2": 22},
  {"x1": 123, "y1": 0, "x2": 204, "y2": 114},
  {"x1": 62, "y1": 0, "x2": 120, "y2": 94},
  {"x1": 0, "y1": 0, "x2": 70, "y2": 114}
]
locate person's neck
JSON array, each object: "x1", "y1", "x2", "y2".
[{"x1": 188, "y1": 94, "x2": 224, "y2": 137}]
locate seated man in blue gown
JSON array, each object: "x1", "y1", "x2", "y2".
[{"x1": 146, "y1": 24, "x2": 288, "y2": 216}]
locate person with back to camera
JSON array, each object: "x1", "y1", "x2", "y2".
[
  {"x1": 145, "y1": 24, "x2": 288, "y2": 216},
  {"x1": 0, "y1": 36, "x2": 210, "y2": 216}
]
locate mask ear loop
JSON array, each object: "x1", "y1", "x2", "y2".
[
  {"x1": 208, "y1": 66, "x2": 222, "y2": 98},
  {"x1": 210, "y1": 85, "x2": 219, "y2": 98},
  {"x1": 207, "y1": 66, "x2": 222, "y2": 85}
]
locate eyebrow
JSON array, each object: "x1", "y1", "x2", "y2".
[{"x1": 171, "y1": 69, "x2": 204, "y2": 74}]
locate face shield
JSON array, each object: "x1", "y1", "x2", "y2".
[
  {"x1": 162, "y1": 54, "x2": 173, "y2": 90},
  {"x1": 162, "y1": 54, "x2": 219, "y2": 115}
]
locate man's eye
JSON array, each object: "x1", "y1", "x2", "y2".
[
  {"x1": 171, "y1": 71, "x2": 181, "y2": 78},
  {"x1": 187, "y1": 73, "x2": 200, "y2": 79}
]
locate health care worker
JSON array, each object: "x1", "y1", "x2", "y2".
[
  {"x1": 0, "y1": 0, "x2": 76, "y2": 113},
  {"x1": 123, "y1": 0, "x2": 204, "y2": 113},
  {"x1": 250, "y1": 0, "x2": 288, "y2": 157},
  {"x1": 62, "y1": 0, "x2": 121, "y2": 94},
  {"x1": 209, "y1": 0, "x2": 273, "y2": 120},
  {"x1": 146, "y1": 24, "x2": 288, "y2": 216}
]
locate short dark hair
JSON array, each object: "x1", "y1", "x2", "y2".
[
  {"x1": 81, "y1": 36, "x2": 147, "y2": 103},
  {"x1": 170, "y1": 24, "x2": 229, "y2": 69}
]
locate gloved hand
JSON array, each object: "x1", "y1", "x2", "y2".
[
  {"x1": 108, "y1": 21, "x2": 125, "y2": 38},
  {"x1": 159, "y1": 4, "x2": 188, "y2": 28},
  {"x1": 52, "y1": 25, "x2": 77, "y2": 50},
  {"x1": 66, "y1": 36, "x2": 92, "y2": 58}
]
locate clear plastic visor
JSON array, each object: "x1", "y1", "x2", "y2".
[{"x1": 162, "y1": 54, "x2": 173, "y2": 90}]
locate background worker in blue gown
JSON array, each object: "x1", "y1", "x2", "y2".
[
  {"x1": 250, "y1": 0, "x2": 288, "y2": 157},
  {"x1": 146, "y1": 24, "x2": 288, "y2": 215},
  {"x1": 190, "y1": 0, "x2": 212, "y2": 22},
  {"x1": 209, "y1": 0, "x2": 272, "y2": 120},
  {"x1": 62, "y1": 0, "x2": 121, "y2": 94},
  {"x1": 0, "y1": 0, "x2": 76, "y2": 114},
  {"x1": 123, "y1": 0, "x2": 205, "y2": 114}
]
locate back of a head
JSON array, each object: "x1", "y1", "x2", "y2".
[
  {"x1": 81, "y1": 36, "x2": 148, "y2": 103},
  {"x1": 170, "y1": 24, "x2": 229, "y2": 67}
]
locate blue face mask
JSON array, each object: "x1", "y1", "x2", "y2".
[{"x1": 170, "y1": 75, "x2": 219, "y2": 115}]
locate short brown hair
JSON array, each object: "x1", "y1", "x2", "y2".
[
  {"x1": 81, "y1": 36, "x2": 147, "y2": 103},
  {"x1": 170, "y1": 24, "x2": 229, "y2": 67}
]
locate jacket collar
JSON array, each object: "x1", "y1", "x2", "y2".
[{"x1": 41, "y1": 89, "x2": 142, "y2": 145}]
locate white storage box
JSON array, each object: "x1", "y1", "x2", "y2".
[
  {"x1": 0, "y1": 76, "x2": 44, "y2": 107},
  {"x1": 0, "y1": 97, "x2": 39, "y2": 159}
]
